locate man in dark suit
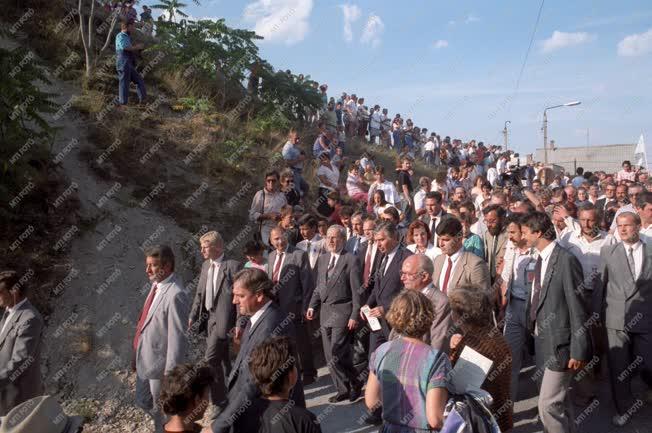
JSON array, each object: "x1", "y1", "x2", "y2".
[
  {"x1": 595, "y1": 182, "x2": 616, "y2": 222},
  {"x1": 267, "y1": 227, "x2": 317, "y2": 383},
  {"x1": 421, "y1": 191, "x2": 446, "y2": 248},
  {"x1": 307, "y1": 225, "x2": 362, "y2": 403},
  {"x1": 0, "y1": 270, "x2": 43, "y2": 416},
  {"x1": 345, "y1": 211, "x2": 366, "y2": 256},
  {"x1": 521, "y1": 212, "x2": 591, "y2": 433},
  {"x1": 189, "y1": 230, "x2": 242, "y2": 406},
  {"x1": 362, "y1": 221, "x2": 413, "y2": 354},
  {"x1": 353, "y1": 217, "x2": 382, "y2": 374},
  {"x1": 209, "y1": 268, "x2": 305, "y2": 433},
  {"x1": 600, "y1": 211, "x2": 652, "y2": 427}
]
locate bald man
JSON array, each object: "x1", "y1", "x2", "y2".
[{"x1": 390, "y1": 255, "x2": 451, "y2": 351}]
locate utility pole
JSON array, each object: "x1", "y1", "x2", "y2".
[
  {"x1": 542, "y1": 101, "x2": 581, "y2": 166},
  {"x1": 503, "y1": 120, "x2": 510, "y2": 151}
]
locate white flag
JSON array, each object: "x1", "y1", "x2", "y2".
[{"x1": 635, "y1": 134, "x2": 645, "y2": 155}]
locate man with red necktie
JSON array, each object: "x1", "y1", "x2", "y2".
[
  {"x1": 432, "y1": 217, "x2": 490, "y2": 295},
  {"x1": 133, "y1": 245, "x2": 190, "y2": 433}
]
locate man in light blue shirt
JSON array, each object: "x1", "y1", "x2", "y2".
[{"x1": 116, "y1": 19, "x2": 146, "y2": 105}]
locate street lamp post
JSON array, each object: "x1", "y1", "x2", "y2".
[
  {"x1": 542, "y1": 101, "x2": 581, "y2": 165},
  {"x1": 503, "y1": 120, "x2": 511, "y2": 151}
]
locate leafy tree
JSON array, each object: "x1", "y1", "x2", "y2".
[
  {"x1": 151, "y1": 0, "x2": 189, "y2": 22},
  {"x1": 78, "y1": 0, "x2": 120, "y2": 79},
  {"x1": 0, "y1": 46, "x2": 58, "y2": 212}
]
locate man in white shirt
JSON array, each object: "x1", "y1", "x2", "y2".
[
  {"x1": 369, "y1": 105, "x2": 382, "y2": 144},
  {"x1": 296, "y1": 215, "x2": 324, "y2": 271},
  {"x1": 367, "y1": 166, "x2": 400, "y2": 206},
  {"x1": 616, "y1": 160, "x2": 637, "y2": 183},
  {"x1": 500, "y1": 216, "x2": 537, "y2": 401},
  {"x1": 413, "y1": 177, "x2": 431, "y2": 218}
]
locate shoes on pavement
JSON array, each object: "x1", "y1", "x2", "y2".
[
  {"x1": 612, "y1": 414, "x2": 630, "y2": 427},
  {"x1": 363, "y1": 414, "x2": 382, "y2": 425},
  {"x1": 328, "y1": 392, "x2": 348, "y2": 403},
  {"x1": 349, "y1": 386, "x2": 362, "y2": 402}
]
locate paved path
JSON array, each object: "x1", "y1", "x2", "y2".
[{"x1": 306, "y1": 362, "x2": 652, "y2": 433}]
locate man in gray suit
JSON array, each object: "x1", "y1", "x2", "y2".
[
  {"x1": 307, "y1": 225, "x2": 362, "y2": 403},
  {"x1": 0, "y1": 270, "x2": 43, "y2": 416},
  {"x1": 189, "y1": 231, "x2": 242, "y2": 407},
  {"x1": 600, "y1": 211, "x2": 652, "y2": 427},
  {"x1": 395, "y1": 255, "x2": 451, "y2": 351},
  {"x1": 267, "y1": 227, "x2": 317, "y2": 383},
  {"x1": 134, "y1": 245, "x2": 190, "y2": 433},
  {"x1": 521, "y1": 212, "x2": 591, "y2": 433}
]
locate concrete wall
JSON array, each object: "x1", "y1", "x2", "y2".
[{"x1": 535, "y1": 143, "x2": 636, "y2": 173}]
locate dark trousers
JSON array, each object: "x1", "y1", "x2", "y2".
[
  {"x1": 117, "y1": 60, "x2": 146, "y2": 105},
  {"x1": 295, "y1": 317, "x2": 317, "y2": 378},
  {"x1": 606, "y1": 328, "x2": 652, "y2": 415},
  {"x1": 321, "y1": 326, "x2": 357, "y2": 393},
  {"x1": 205, "y1": 328, "x2": 231, "y2": 406},
  {"x1": 353, "y1": 322, "x2": 371, "y2": 376}
]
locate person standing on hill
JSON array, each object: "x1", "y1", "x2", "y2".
[{"x1": 116, "y1": 19, "x2": 146, "y2": 106}]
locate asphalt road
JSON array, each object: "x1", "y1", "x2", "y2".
[{"x1": 305, "y1": 361, "x2": 652, "y2": 433}]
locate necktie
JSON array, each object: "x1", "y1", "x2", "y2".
[
  {"x1": 430, "y1": 217, "x2": 438, "y2": 246},
  {"x1": 306, "y1": 241, "x2": 313, "y2": 267},
  {"x1": 353, "y1": 237, "x2": 360, "y2": 255},
  {"x1": 205, "y1": 263, "x2": 216, "y2": 311},
  {"x1": 529, "y1": 256, "x2": 543, "y2": 323},
  {"x1": 133, "y1": 283, "x2": 158, "y2": 350},
  {"x1": 327, "y1": 254, "x2": 336, "y2": 281},
  {"x1": 272, "y1": 252, "x2": 284, "y2": 283},
  {"x1": 441, "y1": 257, "x2": 453, "y2": 294},
  {"x1": 363, "y1": 245, "x2": 373, "y2": 286},
  {"x1": 379, "y1": 254, "x2": 388, "y2": 277},
  {"x1": 627, "y1": 247, "x2": 636, "y2": 279}
]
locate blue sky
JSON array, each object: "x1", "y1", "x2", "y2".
[{"x1": 153, "y1": 0, "x2": 652, "y2": 160}]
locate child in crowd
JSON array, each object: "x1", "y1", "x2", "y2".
[
  {"x1": 236, "y1": 336, "x2": 322, "y2": 433},
  {"x1": 160, "y1": 363, "x2": 213, "y2": 433},
  {"x1": 243, "y1": 240, "x2": 267, "y2": 270}
]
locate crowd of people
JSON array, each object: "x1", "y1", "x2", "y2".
[{"x1": 4, "y1": 21, "x2": 652, "y2": 430}]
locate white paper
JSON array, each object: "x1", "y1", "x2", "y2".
[
  {"x1": 449, "y1": 345, "x2": 494, "y2": 394},
  {"x1": 361, "y1": 305, "x2": 382, "y2": 331}
]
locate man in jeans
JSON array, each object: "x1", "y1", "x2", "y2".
[{"x1": 116, "y1": 19, "x2": 146, "y2": 106}]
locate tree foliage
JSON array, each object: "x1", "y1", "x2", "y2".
[{"x1": 0, "y1": 46, "x2": 58, "y2": 207}]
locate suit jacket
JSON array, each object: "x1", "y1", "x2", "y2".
[
  {"x1": 345, "y1": 235, "x2": 365, "y2": 256},
  {"x1": 309, "y1": 250, "x2": 362, "y2": 327},
  {"x1": 0, "y1": 300, "x2": 43, "y2": 416},
  {"x1": 432, "y1": 251, "x2": 491, "y2": 293},
  {"x1": 600, "y1": 241, "x2": 652, "y2": 333},
  {"x1": 214, "y1": 302, "x2": 305, "y2": 433},
  {"x1": 136, "y1": 273, "x2": 191, "y2": 379},
  {"x1": 388, "y1": 286, "x2": 451, "y2": 352},
  {"x1": 357, "y1": 241, "x2": 383, "y2": 304},
  {"x1": 266, "y1": 246, "x2": 314, "y2": 315},
  {"x1": 483, "y1": 230, "x2": 508, "y2": 282},
  {"x1": 526, "y1": 244, "x2": 591, "y2": 371},
  {"x1": 367, "y1": 246, "x2": 413, "y2": 314},
  {"x1": 422, "y1": 211, "x2": 447, "y2": 246},
  {"x1": 190, "y1": 258, "x2": 241, "y2": 338}
]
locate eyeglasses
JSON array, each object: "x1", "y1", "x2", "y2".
[{"x1": 399, "y1": 271, "x2": 423, "y2": 278}]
